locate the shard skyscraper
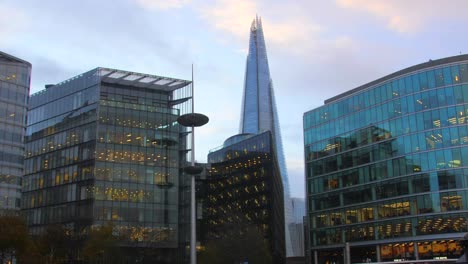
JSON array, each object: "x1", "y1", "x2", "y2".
[{"x1": 239, "y1": 16, "x2": 294, "y2": 257}]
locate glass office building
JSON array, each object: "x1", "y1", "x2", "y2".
[
  {"x1": 304, "y1": 55, "x2": 468, "y2": 263},
  {"x1": 22, "y1": 68, "x2": 193, "y2": 263},
  {"x1": 0, "y1": 51, "x2": 31, "y2": 213},
  {"x1": 291, "y1": 197, "x2": 306, "y2": 257},
  {"x1": 240, "y1": 16, "x2": 295, "y2": 256},
  {"x1": 206, "y1": 132, "x2": 286, "y2": 263}
]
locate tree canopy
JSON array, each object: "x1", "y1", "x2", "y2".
[
  {"x1": 83, "y1": 223, "x2": 122, "y2": 263},
  {"x1": 199, "y1": 223, "x2": 272, "y2": 264},
  {"x1": 0, "y1": 215, "x2": 36, "y2": 263}
]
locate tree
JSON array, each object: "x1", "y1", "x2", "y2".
[
  {"x1": 17, "y1": 238, "x2": 43, "y2": 264},
  {"x1": 82, "y1": 223, "x2": 121, "y2": 263},
  {"x1": 36, "y1": 224, "x2": 72, "y2": 263},
  {"x1": 0, "y1": 215, "x2": 32, "y2": 263},
  {"x1": 199, "y1": 223, "x2": 272, "y2": 264}
]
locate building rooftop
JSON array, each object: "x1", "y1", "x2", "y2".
[
  {"x1": 98, "y1": 67, "x2": 191, "y2": 92},
  {"x1": 31, "y1": 67, "x2": 192, "y2": 98},
  {"x1": 0, "y1": 51, "x2": 31, "y2": 66},
  {"x1": 325, "y1": 54, "x2": 468, "y2": 104}
]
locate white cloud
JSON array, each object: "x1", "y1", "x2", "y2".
[
  {"x1": 336, "y1": 0, "x2": 468, "y2": 33},
  {"x1": 198, "y1": 0, "x2": 257, "y2": 42},
  {"x1": 197, "y1": 0, "x2": 329, "y2": 58},
  {"x1": 135, "y1": 0, "x2": 191, "y2": 10},
  {"x1": 263, "y1": 18, "x2": 322, "y2": 50}
]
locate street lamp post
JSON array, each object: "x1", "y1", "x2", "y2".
[{"x1": 177, "y1": 80, "x2": 208, "y2": 264}]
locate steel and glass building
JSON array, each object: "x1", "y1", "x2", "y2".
[
  {"x1": 291, "y1": 197, "x2": 305, "y2": 257},
  {"x1": 304, "y1": 55, "x2": 468, "y2": 263},
  {"x1": 206, "y1": 132, "x2": 285, "y2": 263},
  {"x1": 22, "y1": 68, "x2": 193, "y2": 263},
  {"x1": 0, "y1": 51, "x2": 31, "y2": 213},
  {"x1": 240, "y1": 16, "x2": 295, "y2": 256}
]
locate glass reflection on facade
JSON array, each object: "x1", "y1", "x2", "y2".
[
  {"x1": 0, "y1": 52, "x2": 31, "y2": 212},
  {"x1": 291, "y1": 197, "x2": 305, "y2": 257},
  {"x1": 240, "y1": 16, "x2": 294, "y2": 256},
  {"x1": 206, "y1": 132, "x2": 285, "y2": 263},
  {"x1": 304, "y1": 55, "x2": 468, "y2": 263},
  {"x1": 23, "y1": 68, "x2": 193, "y2": 263}
]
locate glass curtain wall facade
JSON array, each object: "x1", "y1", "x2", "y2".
[
  {"x1": 206, "y1": 132, "x2": 286, "y2": 263},
  {"x1": 23, "y1": 68, "x2": 192, "y2": 263},
  {"x1": 0, "y1": 52, "x2": 31, "y2": 213},
  {"x1": 291, "y1": 197, "x2": 305, "y2": 257},
  {"x1": 240, "y1": 16, "x2": 294, "y2": 256},
  {"x1": 304, "y1": 55, "x2": 468, "y2": 263}
]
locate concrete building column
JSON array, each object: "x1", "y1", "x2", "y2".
[
  {"x1": 376, "y1": 245, "x2": 381, "y2": 262},
  {"x1": 414, "y1": 242, "x2": 419, "y2": 260},
  {"x1": 345, "y1": 242, "x2": 351, "y2": 264}
]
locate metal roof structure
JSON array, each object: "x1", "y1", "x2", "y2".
[{"x1": 98, "y1": 67, "x2": 191, "y2": 92}]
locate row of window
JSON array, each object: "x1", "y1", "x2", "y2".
[
  {"x1": 208, "y1": 180, "x2": 267, "y2": 196},
  {"x1": 309, "y1": 147, "x2": 467, "y2": 192},
  {"x1": 101, "y1": 84, "x2": 170, "y2": 106},
  {"x1": 306, "y1": 63, "x2": 468, "y2": 127},
  {"x1": 313, "y1": 191, "x2": 466, "y2": 224},
  {"x1": 0, "y1": 82, "x2": 28, "y2": 106},
  {"x1": 313, "y1": 171, "x2": 466, "y2": 210},
  {"x1": 90, "y1": 184, "x2": 178, "y2": 203},
  {"x1": 380, "y1": 240, "x2": 462, "y2": 261},
  {"x1": 0, "y1": 151, "x2": 23, "y2": 165},
  {"x1": 308, "y1": 111, "x2": 468, "y2": 161},
  {"x1": 315, "y1": 240, "x2": 463, "y2": 262},
  {"x1": 0, "y1": 195, "x2": 20, "y2": 208},
  {"x1": 208, "y1": 134, "x2": 271, "y2": 163},
  {"x1": 28, "y1": 86, "x2": 97, "y2": 126},
  {"x1": 23, "y1": 183, "x2": 179, "y2": 212},
  {"x1": 311, "y1": 167, "x2": 466, "y2": 195},
  {"x1": 306, "y1": 101, "x2": 467, "y2": 145},
  {"x1": 309, "y1": 127, "x2": 468, "y2": 176},
  {"x1": 26, "y1": 123, "x2": 95, "y2": 158},
  {"x1": 25, "y1": 142, "x2": 95, "y2": 174},
  {"x1": 313, "y1": 213, "x2": 467, "y2": 246},
  {"x1": 95, "y1": 143, "x2": 179, "y2": 166},
  {"x1": 0, "y1": 174, "x2": 21, "y2": 185},
  {"x1": 98, "y1": 104, "x2": 178, "y2": 129},
  {"x1": 93, "y1": 222, "x2": 177, "y2": 243},
  {"x1": 93, "y1": 203, "x2": 178, "y2": 225},
  {"x1": 0, "y1": 64, "x2": 30, "y2": 88},
  {"x1": 0, "y1": 125, "x2": 24, "y2": 145},
  {"x1": 22, "y1": 183, "x2": 78, "y2": 209},
  {"x1": 1, "y1": 190, "x2": 21, "y2": 211},
  {"x1": 23, "y1": 163, "x2": 93, "y2": 192},
  {"x1": 24, "y1": 203, "x2": 92, "y2": 225},
  {"x1": 0, "y1": 143, "x2": 23, "y2": 156},
  {"x1": 95, "y1": 163, "x2": 178, "y2": 185},
  {"x1": 0, "y1": 166, "x2": 22, "y2": 178},
  {"x1": 99, "y1": 99, "x2": 175, "y2": 115},
  {"x1": 0, "y1": 100, "x2": 26, "y2": 122},
  {"x1": 26, "y1": 105, "x2": 97, "y2": 140},
  {"x1": 97, "y1": 124, "x2": 179, "y2": 148}
]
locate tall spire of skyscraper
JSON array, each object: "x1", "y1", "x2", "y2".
[{"x1": 239, "y1": 16, "x2": 295, "y2": 257}]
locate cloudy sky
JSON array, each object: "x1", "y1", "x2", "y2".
[{"x1": 3, "y1": 0, "x2": 468, "y2": 198}]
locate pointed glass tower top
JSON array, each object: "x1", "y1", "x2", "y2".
[
  {"x1": 239, "y1": 16, "x2": 274, "y2": 134},
  {"x1": 239, "y1": 16, "x2": 295, "y2": 257}
]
